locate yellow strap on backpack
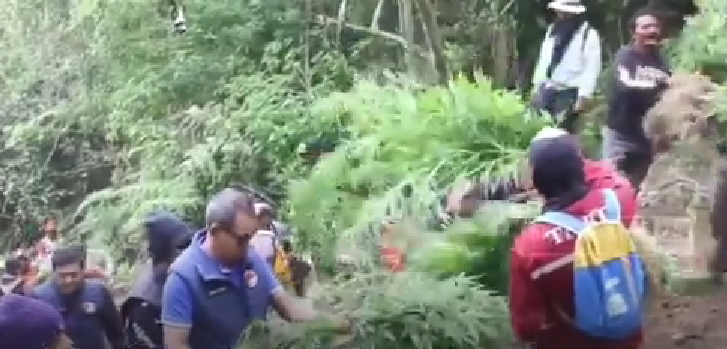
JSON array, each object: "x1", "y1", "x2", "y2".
[{"x1": 272, "y1": 238, "x2": 293, "y2": 287}]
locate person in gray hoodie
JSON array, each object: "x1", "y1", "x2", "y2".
[{"x1": 120, "y1": 210, "x2": 193, "y2": 349}]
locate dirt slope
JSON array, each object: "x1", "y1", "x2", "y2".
[{"x1": 646, "y1": 289, "x2": 727, "y2": 348}]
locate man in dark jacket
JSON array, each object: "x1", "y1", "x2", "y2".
[
  {"x1": 120, "y1": 210, "x2": 194, "y2": 349},
  {"x1": 2, "y1": 256, "x2": 29, "y2": 295},
  {"x1": 604, "y1": 9, "x2": 671, "y2": 190},
  {"x1": 32, "y1": 244, "x2": 125, "y2": 349}
]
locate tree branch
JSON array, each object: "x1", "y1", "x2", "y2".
[
  {"x1": 336, "y1": 0, "x2": 348, "y2": 43},
  {"x1": 371, "y1": 0, "x2": 385, "y2": 30},
  {"x1": 315, "y1": 15, "x2": 429, "y2": 59}
]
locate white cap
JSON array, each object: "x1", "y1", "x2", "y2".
[
  {"x1": 547, "y1": 0, "x2": 586, "y2": 14},
  {"x1": 254, "y1": 202, "x2": 273, "y2": 215},
  {"x1": 531, "y1": 127, "x2": 569, "y2": 144}
]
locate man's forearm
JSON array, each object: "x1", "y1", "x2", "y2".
[{"x1": 273, "y1": 292, "x2": 348, "y2": 332}]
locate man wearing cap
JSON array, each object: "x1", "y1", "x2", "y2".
[
  {"x1": 531, "y1": 0, "x2": 601, "y2": 134},
  {"x1": 121, "y1": 210, "x2": 194, "y2": 349},
  {"x1": 0, "y1": 294, "x2": 74, "y2": 349},
  {"x1": 508, "y1": 130, "x2": 643, "y2": 349},
  {"x1": 162, "y1": 188, "x2": 349, "y2": 349},
  {"x1": 532, "y1": 128, "x2": 638, "y2": 227}
]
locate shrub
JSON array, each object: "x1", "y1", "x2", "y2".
[
  {"x1": 239, "y1": 271, "x2": 516, "y2": 349},
  {"x1": 287, "y1": 74, "x2": 550, "y2": 272}
]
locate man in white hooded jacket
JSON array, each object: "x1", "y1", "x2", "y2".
[{"x1": 531, "y1": 0, "x2": 601, "y2": 134}]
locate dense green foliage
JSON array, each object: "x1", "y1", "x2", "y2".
[
  {"x1": 0, "y1": 0, "x2": 720, "y2": 347},
  {"x1": 0, "y1": 0, "x2": 700, "y2": 250},
  {"x1": 0, "y1": 0, "x2": 357, "y2": 254},
  {"x1": 287, "y1": 76, "x2": 548, "y2": 271},
  {"x1": 240, "y1": 272, "x2": 516, "y2": 349},
  {"x1": 407, "y1": 204, "x2": 539, "y2": 294}
]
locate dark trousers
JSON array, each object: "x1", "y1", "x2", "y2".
[
  {"x1": 531, "y1": 83, "x2": 580, "y2": 134},
  {"x1": 601, "y1": 128, "x2": 653, "y2": 192}
]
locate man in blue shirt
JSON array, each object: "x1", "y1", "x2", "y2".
[
  {"x1": 162, "y1": 188, "x2": 348, "y2": 349},
  {"x1": 32, "y1": 245, "x2": 125, "y2": 349}
]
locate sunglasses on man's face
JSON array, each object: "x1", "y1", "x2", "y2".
[{"x1": 224, "y1": 230, "x2": 254, "y2": 247}]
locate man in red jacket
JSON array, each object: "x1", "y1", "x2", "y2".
[{"x1": 508, "y1": 129, "x2": 642, "y2": 349}]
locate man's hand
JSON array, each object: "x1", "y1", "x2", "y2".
[
  {"x1": 446, "y1": 181, "x2": 479, "y2": 217},
  {"x1": 272, "y1": 290, "x2": 352, "y2": 333},
  {"x1": 653, "y1": 134, "x2": 675, "y2": 153},
  {"x1": 327, "y1": 313, "x2": 352, "y2": 333},
  {"x1": 573, "y1": 96, "x2": 590, "y2": 113}
]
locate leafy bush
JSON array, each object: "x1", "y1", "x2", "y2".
[
  {"x1": 287, "y1": 74, "x2": 550, "y2": 272},
  {"x1": 670, "y1": 0, "x2": 727, "y2": 150},
  {"x1": 671, "y1": 0, "x2": 727, "y2": 80},
  {"x1": 12, "y1": 0, "x2": 357, "y2": 259},
  {"x1": 239, "y1": 271, "x2": 516, "y2": 349},
  {"x1": 408, "y1": 202, "x2": 540, "y2": 294}
]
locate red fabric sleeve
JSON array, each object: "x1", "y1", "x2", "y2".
[{"x1": 508, "y1": 244, "x2": 550, "y2": 345}]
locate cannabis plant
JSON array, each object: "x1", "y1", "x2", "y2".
[
  {"x1": 408, "y1": 201, "x2": 540, "y2": 294},
  {"x1": 287, "y1": 74, "x2": 550, "y2": 272},
  {"x1": 239, "y1": 271, "x2": 516, "y2": 349}
]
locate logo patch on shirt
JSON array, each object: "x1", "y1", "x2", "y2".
[
  {"x1": 208, "y1": 287, "x2": 228, "y2": 296},
  {"x1": 244, "y1": 270, "x2": 258, "y2": 288},
  {"x1": 82, "y1": 301, "x2": 97, "y2": 314}
]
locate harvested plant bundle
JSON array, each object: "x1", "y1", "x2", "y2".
[
  {"x1": 287, "y1": 74, "x2": 549, "y2": 271},
  {"x1": 643, "y1": 73, "x2": 719, "y2": 142},
  {"x1": 239, "y1": 271, "x2": 516, "y2": 349},
  {"x1": 640, "y1": 72, "x2": 722, "y2": 213},
  {"x1": 407, "y1": 203, "x2": 537, "y2": 294}
]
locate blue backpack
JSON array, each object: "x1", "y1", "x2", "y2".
[{"x1": 534, "y1": 189, "x2": 647, "y2": 339}]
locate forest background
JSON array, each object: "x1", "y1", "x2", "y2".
[{"x1": 0, "y1": 0, "x2": 722, "y2": 273}]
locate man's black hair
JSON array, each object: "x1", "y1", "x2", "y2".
[
  {"x1": 205, "y1": 188, "x2": 256, "y2": 231},
  {"x1": 51, "y1": 244, "x2": 86, "y2": 269},
  {"x1": 42, "y1": 216, "x2": 58, "y2": 225},
  {"x1": 4, "y1": 259, "x2": 22, "y2": 276},
  {"x1": 629, "y1": 7, "x2": 662, "y2": 31}
]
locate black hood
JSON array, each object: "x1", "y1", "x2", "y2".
[
  {"x1": 529, "y1": 134, "x2": 588, "y2": 211},
  {"x1": 144, "y1": 210, "x2": 193, "y2": 263}
]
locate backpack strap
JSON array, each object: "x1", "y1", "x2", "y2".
[
  {"x1": 580, "y1": 23, "x2": 590, "y2": 52},
  {"x1": 266, "y1": 232, "x2": 278, "y2": 267},
  {"x1": 0, "y1": 278, "x2": 23, "y2": 295},
  {"x1": 601, "y1": 188, "x2": 621, "y2": 222},
  {"x1": 534, "y1": 211, "x2": 586, "y2": 233},
  {"x1": 534, "y1": 188, "x2": 621, "y2": 232}
]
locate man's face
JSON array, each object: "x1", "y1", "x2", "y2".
[
  {"x1": 555, "y1": 11, "x2": 574, "y2": 20},
  {"x1": 44, "y1": 219, "x2": 58, "y2": 237},
  {"x1": 634, "y1": 14, "x2": 662, "y2": 47},
  {"x1": 216, "y1": 211, "x2": 258, "y2": 263},
  {"x1": 54, "y1": 262, "x2": 84, "y2": 294},
  {"x1": 52, "y1": 334, "x2": 74, "y2": 349},
  {"x1": 18, "y1": 258, "x2": 30, "y2": 273},
  {"x1": 258, "y1": 213, "x2": 273, "y2": 230}
]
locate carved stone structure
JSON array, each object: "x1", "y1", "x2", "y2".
[{"x1": 638, "y1": 73, "x2": 721, "y2": 279}]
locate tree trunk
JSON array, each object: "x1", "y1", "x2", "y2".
[{"x1": 413, "y1": 0, "x2": 449, "y2": 85}]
